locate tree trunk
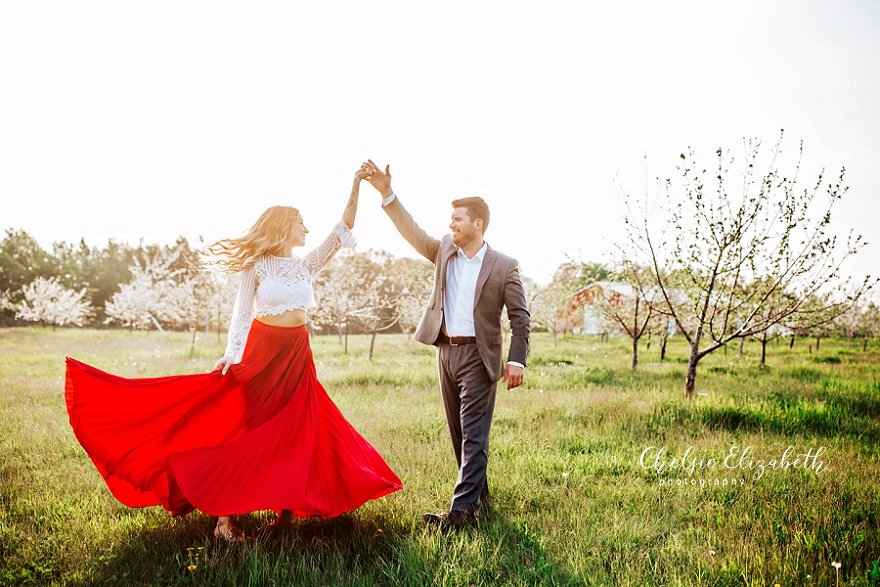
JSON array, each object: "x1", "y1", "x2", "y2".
[
  {"x1": 190, "y1": 325, "x2": 197, "y2": 351},
  {"x1": 789, "y1": 336, "x2": 795, "y2": 349},
  {"x1": 630, "y1": 307, "x2": 640, "y2": 370},
  {"x1": 150, "y1": 315, "x2": 165, "y2": 333},
  {"x1": 864, "y1": 336, "x2": 869, "y2": 352},
  {"x1": 660, "y1": 331, "x2": 668, "y2": 361},
  {"x1": 739, "y1": 337, "x2": 745, "y2": 357},
  {"x1": 552, "y1": 330, "x2": 557, "y2": 347},
  {"x1": 684, "y1": 347, "x2": 699, "y2": 397},
  {"x1": 344, "y1": 325, "x2": 349, "y2": 355},
  {"x1": 760, "y1": 334, "x2": 768, "y2": 365},
  {"x1": 816, "y1": 336, "x2": 821, "y2": 350},
  {"x1": 369, "y1": 329, "x2": 378, "y2": 361}
]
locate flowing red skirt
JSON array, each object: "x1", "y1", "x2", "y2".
[{"x1": 64, "y1": 321, "x2": 402, "y2": 518}]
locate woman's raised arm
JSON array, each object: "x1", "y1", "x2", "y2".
[{"x1": 342, "y1": 165, "x2": 371, "y2": 229}]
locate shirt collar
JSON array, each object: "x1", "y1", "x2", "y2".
[{"x1": 456, "y1": 241, "x2": 488, "y2": 262}]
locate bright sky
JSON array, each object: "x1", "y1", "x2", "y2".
[{"x1": 2, "y1": 1, "x2": 878, "y2": 286}]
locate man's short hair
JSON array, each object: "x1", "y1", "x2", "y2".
[{"x1": 451, "y1": 196, "x2": 490, "y2": 234}]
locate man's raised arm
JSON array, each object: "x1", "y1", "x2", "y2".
[{"x1": 363, "y1": 159, "x2": 441, "y2": 263}]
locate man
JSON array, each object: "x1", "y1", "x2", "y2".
[{"x1": 363, "y1": 160, "x2": 530, "y2": 528}]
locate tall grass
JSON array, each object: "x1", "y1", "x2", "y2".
[{"x1": 1, "y1": 327, "x2": 878, "y2": 586}]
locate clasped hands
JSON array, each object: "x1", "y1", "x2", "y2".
[{"x1": 359, "y1": 160, "x2": 393, "y2": 199}]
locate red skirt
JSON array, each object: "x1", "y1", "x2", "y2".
[{"x1": 65, "y1": 321, "x2": 402, "y2": 518}]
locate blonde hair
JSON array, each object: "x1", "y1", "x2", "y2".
[{"x1": 204, "y1": 206, "x2": 301, "y2": 274}]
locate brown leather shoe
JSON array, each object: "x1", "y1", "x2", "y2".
[{"x1": 423, "y1": 509, "x2": 477, "y2": 528}]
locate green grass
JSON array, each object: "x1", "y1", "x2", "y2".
[{"x1": 1, "y1": 328, "x2": 879, "y2": 586}]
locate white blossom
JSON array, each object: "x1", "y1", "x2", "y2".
[{"x1": 16, "y1": 276, "x2": 92, "y2": 329}]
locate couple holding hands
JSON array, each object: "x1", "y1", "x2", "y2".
[{"x1": 64, "y1": 160, "x2": 531, "y2": 541}]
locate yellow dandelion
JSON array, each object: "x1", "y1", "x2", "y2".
[
  {"x1": 198, "y1": 547, "x2": 204, "y2": 551},
  {"x1": 187, "y1": 564, "x2": 197, "y2": 571},
  {"x1": 186, "y1": 547, "x2": 194, "y2": 552}
]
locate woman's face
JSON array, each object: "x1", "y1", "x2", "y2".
[{"x1": 289, "y1": 214, "x2": 309, "y2": 247}]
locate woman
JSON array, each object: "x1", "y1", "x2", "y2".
[{"x1": 65, "y1": 166, "x2": 402, "y2": 542}]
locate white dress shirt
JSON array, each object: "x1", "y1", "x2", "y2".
[{"x1": 444, "y1": 243, "x2": 487, "y2": 337}]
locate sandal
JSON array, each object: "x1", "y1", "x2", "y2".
[{"x1": 213, "y1": 518, "x2": 245, "y2": 543}]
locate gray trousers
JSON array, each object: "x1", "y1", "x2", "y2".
[{"x1": 437, "y1": 341, "x2": 497, "y2": 514}]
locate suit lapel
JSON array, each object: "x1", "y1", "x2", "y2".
[
  {"x1": 437, "y1": 237, "x2": 457, "y2": 307},
  {"x1": 474, "y1": 246, "x2": 497, "y2": 306}
]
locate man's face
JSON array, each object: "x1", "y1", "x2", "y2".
[{"x1": 450, "y1": 206, "x2": 481, "y2": 248}]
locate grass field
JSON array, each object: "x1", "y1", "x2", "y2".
[{"x1": 1, "y1": 327, "x2": 878, "y2": 586}]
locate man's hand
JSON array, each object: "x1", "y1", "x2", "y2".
[
  {"x1": 503, "y1": 364, "x2": 524, "y2": 390},
  {"x1": 363, "y1": 159, "x2": 393, "y2": 199}
]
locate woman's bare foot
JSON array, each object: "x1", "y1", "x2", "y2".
[{"x1": 213, "y1": 516, "x2": 244, "y2": 543}]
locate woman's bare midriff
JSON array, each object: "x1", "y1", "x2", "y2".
[{"x1": 256, "y1": 309, "x2": 307, "y2": 328}]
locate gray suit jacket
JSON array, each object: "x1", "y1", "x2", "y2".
[{"x1": 383, "y1": 197, "x2": 530, "y2": 381}]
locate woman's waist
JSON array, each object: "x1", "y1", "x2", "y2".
[
  {"x1": 254, "y1": 300, "x2": 313, "y2": 318},
  {"x1": 253, "y1": 309, "x2": 308, "y2": 330}
]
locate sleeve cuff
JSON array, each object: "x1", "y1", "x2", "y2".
[
  {"x1": 381, "y1": 192, "x2": 397, "y2": 207},
  {"x1": 333, "y1": 221, "x2": 358, "y2": 249},
  {"x1": 507, "y1": 361, "x2": 525, "y2": 369}
]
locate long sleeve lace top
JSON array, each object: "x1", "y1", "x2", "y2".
[{"x1": 224, "y1": 221, "x2": 356, "y2": 361}]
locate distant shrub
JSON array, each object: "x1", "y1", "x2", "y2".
[{"x1": 813, "y1": 356, "x2": 842, "y2": 364}]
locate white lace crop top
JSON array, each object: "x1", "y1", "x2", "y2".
[{"x1": 224, "y1": 221, "x2": 356, "y2": 361}]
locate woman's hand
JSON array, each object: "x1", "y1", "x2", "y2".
[
  {"x1": 212, "y1": 355, "x2": 235, "y2": 375},
  {"x1": 354, "y1": 165, "x2": 371, "y2": 182}
]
